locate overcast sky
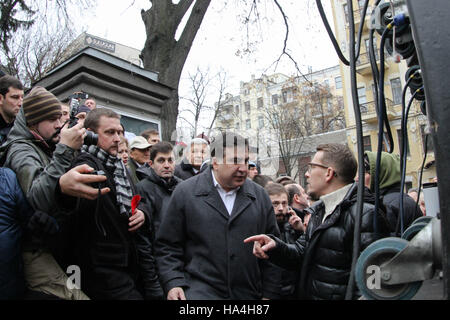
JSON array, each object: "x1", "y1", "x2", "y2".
[{"x1": 85, "y1": 0, "x2": 339, "y2": 132}]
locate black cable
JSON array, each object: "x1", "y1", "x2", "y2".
[
  {"x1": 399, "y1": 88, "x2": 421, "y2": 234},
  {"x1": 316, "y1": 0, "x2": 349, "y2": 66},
  {"x1": 416, "y1": 134, "x2": 428, "y2": 212},
  {"x1": 316, "y1": 0, "x2": 369, "y2": 66},
  {"x1": 399, "y1": 71, "x2": 421, "y2": 234},
  {"x1": 354, "y1": 0, "x2": 370, "y2": 60},
  {"x1": 344, "y1": 0, "x2": 364, "y2": 300},
  {"x1": 373, "y1": 24, "x2": 394, "y2": 232}
]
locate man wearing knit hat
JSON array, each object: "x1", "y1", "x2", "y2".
[{"x1": 2, "y1": 86, "x2": 110, "y2": 300}]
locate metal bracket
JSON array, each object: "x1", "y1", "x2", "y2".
[{"x1": 380, "y1": 218, "x2": 442, "y2": 285}]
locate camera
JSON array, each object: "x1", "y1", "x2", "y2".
[{"x1": 67, "y1": 92, "x2": 98, "y2": 146}]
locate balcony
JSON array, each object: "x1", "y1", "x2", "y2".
[
  {"x1": 220, "y1": 113, "x2": 234, "y2": 121},
  {"x1": 355, "y1": 51, "x2": 386, "y2": 76},
  {"x1": 345, "y1": 6, "x2": 374, "y2": 32},
  {"x1": 360, "y1": 98, "x2": 396, "y2": 123}
]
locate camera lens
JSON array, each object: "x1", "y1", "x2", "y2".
[{"x1": 84, "y1": 131, "x2": 98, "y2": 146}]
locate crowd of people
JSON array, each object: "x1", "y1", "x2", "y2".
[{"x1": 0, "y1": 75, "x2": 427, "y2": 300}]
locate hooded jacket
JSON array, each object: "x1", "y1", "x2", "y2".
[
  {"x1": 365, "y1": 151, "x2": 422, "y2": 235},
  {"x1": 267, "y1": 183, "x2": 390, "y2": 300}
]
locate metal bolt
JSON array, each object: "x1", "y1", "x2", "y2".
[{"x1": 381, "y1": 271, "x2": 391, "y2": 281}]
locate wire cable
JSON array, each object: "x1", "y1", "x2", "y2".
[
  {"x1": 344, "y1": 0, "x2": 364, "y2": 300},
  {"x1": 416, "y1": 134, "x2": 428, "y2": 213},
  {"x1": 399, "y1": 87, "x2": 421, "y2": 234},
  {"x1": 373, "y1": 23, "x2": 395, "y2": 232},
  {"x1": 398, "y1": 70, "x2": 421, "y2": 233}
]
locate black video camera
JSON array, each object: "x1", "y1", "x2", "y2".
[{"x1": 67, "y1": 92, "x2": 98, "y2": 146}]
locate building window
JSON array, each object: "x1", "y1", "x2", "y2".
[
  {"x1": 324, "y1": 79, "x2": 329, "y2": 87},
  {"x1": 390, "y1": 77, "x2": 402, "y2": 105},
  {"x1": 272, "y1": 94, "x2": 278, "y2": 105},
  {"x1": 421, "y1": 124, "x2": 434, "y2": 153},
  {"x1": 343, "y1": 4, "x2": 348, "y2": 23},
  {"x1": 358, "y1": 87, "x2": 367, "y2": 104},
  {"x1": 282, "y1": 91, "x2": 288, "y2": 103},
  {"x1": 246, "y1": 119, "x2": 251, "y2": 130},
  {"x1": 335, "y1": 76, "x2": 342, "y2": 89},
  {"x1": 244, "y1": 101, "x2": 251, "y2": 113},
  {"x1": 235, "y1": 122, "x2": 240, "y2": 130},
  {"x1": 397, "y1": 129, "x2": 410, "y2": 157},
  {"x1": 363, "y1": 135, "x2": 372, "y2": 151},
  {"x1": 257, "y1": 97, "x2": 263, "y2": 109},
  {"x1": 258, "y1": 116, "x2": 264, "y2": 129},
  {"x1": 235, "y1": 105, "x2": 239, "y2": 114}
]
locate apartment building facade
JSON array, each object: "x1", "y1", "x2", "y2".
[
  {"x1": 215, "y1": 66, "x2": 346, "y2": 181},
  {"x1": 330, "y1": 0, "x2": 435, "y2": 189}
]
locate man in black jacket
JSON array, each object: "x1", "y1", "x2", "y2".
[
  {"x1": 67, "y1": 108, "x2": 162, "y2": 300},
  {"x1": 245, "y1": 143, "x2": 389, "y2": 300},
  {"x1": 0, "y1": 75, "x2": 23, "y2": 145},
  {"x1": 136, "y1": 141, "x2": 182, "y2": 237}
]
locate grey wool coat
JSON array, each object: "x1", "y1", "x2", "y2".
[{"x1": 154, "y1": 167, "x2": 281, "y2": 300}]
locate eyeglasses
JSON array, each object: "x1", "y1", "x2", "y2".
[{"x1": 307, "y1": 162, "x2": 338, "y2": 177}]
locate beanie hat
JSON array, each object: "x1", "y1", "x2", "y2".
[{"x1": 23, "y1": 86, "x2": 62, "y2": 126}]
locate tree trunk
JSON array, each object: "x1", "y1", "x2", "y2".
[{"x1": 140, "y1": 0, "x2": 211, "y2": 142}]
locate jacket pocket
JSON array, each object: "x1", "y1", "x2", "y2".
[{"x1": 90, "y1": 242, "x2": 128, "y2": 267}]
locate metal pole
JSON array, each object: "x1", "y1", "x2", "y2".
[{"x1": 407, "y1": 0, "x2": 450, "y2": 299}]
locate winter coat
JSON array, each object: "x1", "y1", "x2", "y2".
[
  {"x1": 155, "y1": 167, "x2": 282, "y2": 299},
  {"x1": 63, "y1": 151, "x2": 163, "y2": 300},
  {"x1": 268, "y1": 183, "x2": 390, "y2": 300},
  {"x1": 0, "y1": 108, "x2": 86, "y2": 299},
  {"x1": 272, "y1": 221, "x2": 302, "y2": 299},
  {"x1": 135, "y1": 166, "x2": 181, "y2": 236},
  {"x1": 174, "y1": 159, "x2": 198, "y2": 180},
  {"x1": 127, "y1": 158, "x2": 140, "y2": 185},
  {"x1": 0, "y1": 168, "x2": 33, "y2": 299},
  {"x1": 2, "y1": 108, "x2": 77, "y2": 219},
  {"x1": 365, "y1": 151, "x2": 422, "y2": 235},
  {"x1": 0, "y1": 115, "x2": 14, "y2": 146}
]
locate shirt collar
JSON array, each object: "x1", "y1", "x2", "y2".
[
  {"x1": 320, "y1": 183, "x2": 353, "y2": 222},
  {"x1": 211, "y1": 170, "x2": 240, "y2": 194}
]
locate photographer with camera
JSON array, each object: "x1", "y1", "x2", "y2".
[
  {"x1": 63, "y1": 107, "x2": 162, "y2": 300},
  {"x1": 1, "y1": 87, "x2": 109, "y2": 300}
]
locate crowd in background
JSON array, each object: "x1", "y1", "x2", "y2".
[{"x1": 0, "y1": 74, "x2": 427, "y2": 300}]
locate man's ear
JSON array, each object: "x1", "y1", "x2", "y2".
[
  {"x1": 293, "y1": 193, "x2": 300, "y2": 204},
  {"x1": 149, "y1": 160, "x2": 154, "y2": 167},
  {"x1": 211, "y1": 156, "x2": 218, "y2": 170},
  {"x1": 325, "y1": 167, "x2": 335, "y2": 182}
]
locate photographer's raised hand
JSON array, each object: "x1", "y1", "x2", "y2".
[
  {"x1": 59, "y1": 121, "x2": 86, "y2": 150},
  {"x1": 59, "y1": 164, "x2": 110, "y2": 200}
]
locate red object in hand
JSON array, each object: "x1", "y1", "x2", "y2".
[{"x1": 131, "y1": 195, "x2": 142, "y2": 216}]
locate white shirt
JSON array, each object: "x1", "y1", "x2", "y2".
[
  {"x1": 320, "y1": 184, "x2": 353, "y2": 223},
  {"x1": 211, "y1": 171, "x2": 239, "y2": 215}
]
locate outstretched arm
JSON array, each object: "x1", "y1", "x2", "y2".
[{"x1": 243, "y1": 234, "x2": 276, "y2": 259}]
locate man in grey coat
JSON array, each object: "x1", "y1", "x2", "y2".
[{"x1": 155, "y1": 131, "x2": 281, "y2": 300}]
